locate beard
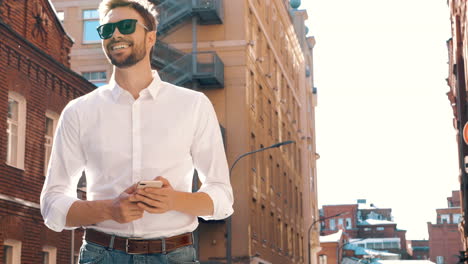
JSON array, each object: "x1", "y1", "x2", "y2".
[{"x1": 105, "y1": 38, "x2": 147, "y2": 68}]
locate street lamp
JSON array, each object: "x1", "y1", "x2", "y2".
[
  {"x1": 308, "y1": 211, "x2": 349, "y2": 264},
  {"x1": 227, "y1": 140, "x2": 296, "y2": 264}
]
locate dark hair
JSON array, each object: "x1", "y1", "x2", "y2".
[{"x1": 98, "y1": 0, "x2": 158, "y2": 31}]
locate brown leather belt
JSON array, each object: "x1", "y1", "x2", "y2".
[{"x1": 84, "y1": 229, "x2": 193, "y2": 254}]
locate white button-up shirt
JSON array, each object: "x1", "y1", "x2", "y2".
[{"x1": 40, "y1": 71, "x2": 234, "y2": 238}]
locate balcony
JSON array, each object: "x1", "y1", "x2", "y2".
[
  {"x1": 193, "y1": 0, "x2": 224, "y2": 25},
  {"x1": 192, "y1": 52, "x2": 224, "y2": 88},
  {"x1": 157, "y1": 0, "x2": 224, "y2": 36},
  {"x1": 158, "y1": 55, "x2": 192, "y2": 86},
  {"x1": 151, "y1": 40, "x2": 186, "y2": 69},
  {"x1": 158, "y1": 51, "x2": 224, "y2": 89}
]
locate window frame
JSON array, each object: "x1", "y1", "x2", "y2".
[
  {"x1": 44, "y1": 111, "x2": 59, "y2": 176},
  {"x1": 82, "y1": 9, "x2": 101, "y2": 44},
  {"x1": 82, "y1": 71, "x2": 107, "y2": 87},
  {"x1": 6, "y1": 92, "x2": 26, "y2": 170},
  {"x1": 42, "y1": 246, "x2": 57, "y2": 264},
  {"x1": 4, "y1": 239, "x2": 22, "y2": 264},
  {"x1": 440, "y1": 214, "x2": 450, "y2": 224},
  {"x1": 436, "y1": 256, "x2": 444, "y2": 264},
  {"x1": 329, "y1": 219, "x2": 336, "y2": 230}
]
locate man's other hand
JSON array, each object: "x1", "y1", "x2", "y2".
[
  {"x1": 132, "y1": 176, "x2": 179, "y2": 214},
  {"x1": 110, "y1": 184, "x2": 145, "y2": 223}
]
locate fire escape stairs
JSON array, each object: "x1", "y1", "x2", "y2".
[{"x1": 151, "y1": 0, "x2": 225, "y2": 89}]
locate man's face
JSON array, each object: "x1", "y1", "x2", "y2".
[{"x1": 101, "y1": 7, "x2": 148, "y2": 68}]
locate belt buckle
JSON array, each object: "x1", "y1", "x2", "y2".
[
  {"x1": 125, "y1": 239, "x2": 139, "y2": 255},
  {"x1": 125, "y1": 237, "x2": 166, "y2": 255}
]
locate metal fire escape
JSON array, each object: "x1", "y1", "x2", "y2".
[{"x1": 151, "y1": 0, "x2": 224, "y2": 89}]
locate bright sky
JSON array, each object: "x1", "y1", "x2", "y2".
[{"x1": 303, "y1": 0, "x2": 458, "y2": 240}]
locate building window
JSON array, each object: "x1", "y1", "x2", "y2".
[
  {"x1": 392, "y1": 241, "x2": 400, "y2": 249},
  {"x1": 3, "y1": 245, "x2": 12, "y2": 264},
  {"x1": 338, "y1": 218, "x2": 344, "y2": 228},
  {"x1": 42, "y1": 246, "x2": 57, "y2": 264},
  {"x1": 44, "y1": 111, "x2": 59, "y2": 175},
  {"x1": 376, "y1": 227, "x2": 384, "y2": 231},
  {"x1": 82, "y1": 71, "x2": 107, "y2": 87},
  {"x1": 364, "y1": 227, "x2": 371, "y2": 231},
  {"x1": 4, "y1": 239, "x2": 21, "y2": 264},
  {"x1": 6, "y1": 92, "x2": 26, "y2": 169},
  {"x1": 453, "y1": 213, "x2": 462, "y2": 224},
  {"x1": 56, "y1": 11, "x2": 64, "y2": 23},
  {"x1": 329, "y1": 219, "x2": 336, "y2": 230},
  {"x1": 346, "y1": 218, "x2": 352, "y2": 229},
  {"x1": 83, "y1": 9, "x2": 100, "y2": 43},
  {"x1": 440, "y1": 214, "x2": 450, "y2": 224},
  {"x1": 319, "y1": 255, "x2": 327, "y2": 264},
  {"x1": 436, "y1": 256, "x2": 444, "y2": 264}
]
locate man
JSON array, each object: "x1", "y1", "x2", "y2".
[{"x1": 40, "y1": 0, "x2": 233, "y2": 263}]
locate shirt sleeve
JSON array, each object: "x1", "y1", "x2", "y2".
[
  {"x1": 191, "y1": 94, "x2": 234, "y2": 220},
  {"x1": 40, "y1": 101, "x2": 86, "y2": 232}
]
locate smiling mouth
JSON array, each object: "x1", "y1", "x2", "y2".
[{"x1": 109, "y1": 42, "x2": 133, "y2": 51}]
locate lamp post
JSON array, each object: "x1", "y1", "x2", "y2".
[
  {"x1": 227, "y1": 140, "x2": 296, "y2": 264},
  {"x1": 308, "y1": 211, "x2": 349, "y2": 264}
]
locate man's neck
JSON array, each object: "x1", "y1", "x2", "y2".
[{"x1": 114, "y1": 59, "x2": 154, "y2": 99}]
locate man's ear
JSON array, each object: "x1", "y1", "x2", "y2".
[{"x1": 147, "y1": 31, "x2": 156, "y2": 49}]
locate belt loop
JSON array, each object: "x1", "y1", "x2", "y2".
[
  {"x1": 108, "y1": 235, "x2": 115, "y2": 250},
  {"x1": 162, "y1": 238, "x2": 166, "y2": 254}
]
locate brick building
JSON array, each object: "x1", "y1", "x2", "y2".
[
  {"x1": 446, "y1": 0, "x2": 468, "y2": 261},
  {"x1": 320, "y1": 200, "x2": 409, "y2": 262},
  {"x1": 0, "y1": 0, "x2": 95, "y2": 263},
  {"x1": 427, "y1": 191, "x2": 463, "y2": 264},
  {"x1": 318, "y1": 230, "x2": 347, "y2": 264},
  {"x1": 407, "y1": 240, "x2": 429, "y2": 260},
  {"x1": 321, "y1": 204, "x2": 358, "y2": 237}
]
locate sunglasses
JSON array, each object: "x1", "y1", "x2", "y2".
[{"x1": 96, "y1": 19, "x2": 149, "y2": 39}]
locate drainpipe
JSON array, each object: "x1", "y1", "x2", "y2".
[{"x1": 71, "y1": 230, "x2": 75, "y2": 264}]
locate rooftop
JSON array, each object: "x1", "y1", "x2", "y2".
[
  {"x1": 344, "y1": 244, "x2": 399, "y2": 257},
  {"x1": 320, "y1": 230, "x2": 343, "y2": 243},
  {"x1": 358, "y1": 219, "x2": 396, "y2": 226}
]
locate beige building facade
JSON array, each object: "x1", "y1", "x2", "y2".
[{"x1": 50, "y1": 0, "x2": 320, "y2": 263}]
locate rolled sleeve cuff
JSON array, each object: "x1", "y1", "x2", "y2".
[
  {"x1": 43, "y1": 195, "x2": 80, "y2": 232},
  {"x1": 198, "y1": 186, "x2": 233, "y2": 220}
]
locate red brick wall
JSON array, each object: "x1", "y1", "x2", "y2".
[
  {"x1": 0, "y1": 0, "x2": 95, "y2": 262},
  {"x1": 409, "y1": 242, "x2": 430, "y2": 261},
  {"x1": 0, "y1": 0, "x2": 73, "y2": 67},
  {"x1": 427, "y1": 223, "x2": 463, "y2": 264},
  {"x1": 447, "y1": 191, "x2": 460, "y2": 207},
  {"x1": 357, "y1": 224, "x2": 397, "y2": 238},
  {"x1": 322, "y1": 204, "x2": 358, "y2": 235},
  {"x1": 318, "y1": 242, "x2": 340, "y2": 264}
]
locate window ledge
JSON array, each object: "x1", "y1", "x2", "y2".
[{"x1": 5, "y1": 162, "x2": 25, "y2": 171}]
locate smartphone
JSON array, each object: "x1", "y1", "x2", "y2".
[{"x1": 137, "y1": 180, "x2": 163, "y2": 189}]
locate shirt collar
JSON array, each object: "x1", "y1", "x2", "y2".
[{"x1": 108, "y1": 70, "x2": 162, "y2": 101}]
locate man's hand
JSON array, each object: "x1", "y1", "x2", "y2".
[
  {"x1": 131, "y1": 176, "x2": 179, "y2": 214},
  {"x1": 110, "y1": 184, "x2": 145, "y2": 223}
]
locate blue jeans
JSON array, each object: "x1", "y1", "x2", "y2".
[{"x1": 78, "y1": 241, "x2": 200, "y2": 264}]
